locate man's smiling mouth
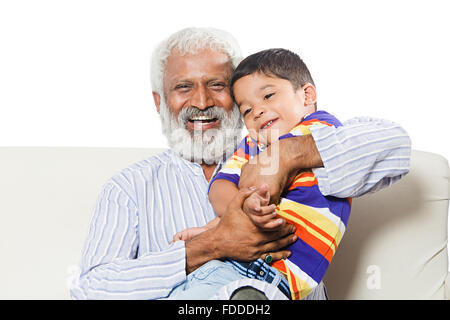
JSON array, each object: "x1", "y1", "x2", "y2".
[
  {"x1": 187, "y1": 115, "x2": 219, "y2": 131},
  {"x1": 188, "y1": 115, "x2": 218, "y2": 123}
]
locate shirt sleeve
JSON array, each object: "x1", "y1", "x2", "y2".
[
  {"x1": 309, "y1": 116, "x2": 411, "y2": 198},
  {"x1": 69, "y1": 177, "x2": 186, "y2": 300}
]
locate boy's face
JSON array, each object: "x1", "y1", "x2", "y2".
[{"x1": 233, "y1": 72, "x2": 315, "y2": 145}]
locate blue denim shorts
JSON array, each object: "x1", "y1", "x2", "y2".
[
  {"x1": 164, "y1": 259, "x2": 290, "y2": 300},
  {"x1": 165, "y1": 259, "x2": 246, "y2": 300}
]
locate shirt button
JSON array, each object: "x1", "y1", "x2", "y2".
[{"x1": 259, "y1": 271, "x2": 265, "y2": 276}]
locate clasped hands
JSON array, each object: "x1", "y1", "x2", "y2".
[{"x1": 174, "y1": 142, "x2": 297, "y2": 264}]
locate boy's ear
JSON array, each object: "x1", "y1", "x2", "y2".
[
  {"x1": 300, "y1": 83, "x2": 317, "y2": 106},
  {"x1": 152, "y1": 92, "x2": 161, "y2": 114}
]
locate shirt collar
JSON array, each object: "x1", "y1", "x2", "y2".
[{"x1": 165, "y1": 148, "x2": 223, "y2": 178}]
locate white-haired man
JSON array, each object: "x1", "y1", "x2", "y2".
[{"x1": 70, "y1": 27, "x2": 411, "y2": 300}]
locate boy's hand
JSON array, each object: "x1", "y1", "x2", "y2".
[
  {"x1": 243, "y1": 184, "x2": 284, "y2": 231},
  {"x1": 171, "y1": 226, "x2": 207, "y2": 243},
  {"x1": 239, "y1": 135, "x2": 322, "y2": 204},
  {"x1": 172, "y1": 217, "x2": 221, "y2": 244}
]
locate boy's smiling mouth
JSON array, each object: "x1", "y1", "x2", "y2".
[{"x1": 260, "y1": 118, "x2": 278, "y2": 130}]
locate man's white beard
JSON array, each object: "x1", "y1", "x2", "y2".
[{"x1": 159, "y1": 99, "x2": 243, "y2": 164}]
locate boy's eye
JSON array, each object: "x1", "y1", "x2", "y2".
[
  {"x1": 264, "y1": 93, "x2": 274, "y2": 100},
  {"x1": 243, "y1": 108, "x2": 251, "y2": 117}
]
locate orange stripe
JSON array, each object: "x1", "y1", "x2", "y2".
[
  {"x1": 280, "y1": 211, "x2": 334, "y2": 262},
  {"x1": 288, "y1": 179, "x2": 318, "y2": 189},
  {"x1": 233, "y1": 149, "x2": 249, "y2": 161},
  {"x1": 300, "y1": 119, "x2": 333, "y2": 127},
  {"x1": 282, "y1": 208, "x2": 338, "y2": 249},
  {"x1": 272, "y1": 260, "x2": 287, "y2": 274},
  {"x1": 296, "y1": 172, "x2": 315, "y2": 178},
  {"x1": 288, "y1": 172, "x2": 318, "y2": 190}
]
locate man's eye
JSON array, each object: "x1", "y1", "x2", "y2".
[
  {"x1": 210, "y1": 82, "x2": 226, "y2": 90},
  {"x1": 264, "y1": 93, "x2": 274, "y2": 100},
  {"x1": 175, "y1": 84, "x2": 191, "y2": 91}
]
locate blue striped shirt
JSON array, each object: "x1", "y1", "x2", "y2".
[{"x1": 70, "y1": 116, "x2": 411, "y2": 299}]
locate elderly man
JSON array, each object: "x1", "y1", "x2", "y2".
[{"x1": 70, "y1": 27, "x2": 411, "y2": 300}]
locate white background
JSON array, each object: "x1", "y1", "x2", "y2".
[{"x1": 0, "y1": 0, "x2": 449, "y2": 268}]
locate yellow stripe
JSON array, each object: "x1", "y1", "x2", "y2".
[
  {"x1": 224, "y1": 159, "x2": 246, "y2": 169},
  {"x1": 278, "y1": 200, "x2": 343, "y2": 248},
  {"x1": 293, "y1": 176, "x2": 316, "y2": 183},
  {"x1": 277, "y1": 209, "x2": 337, "y2": 255},
  {"x1": 290, "y1": 124, "x2": 312, "y2": 135},
  {"x1": 285, "y1": 266, "x2": 312, "y2": 300},
  {"x1": 297, "y1": 278, "x2": 312, "y2": 300},
  {"x1": 231, "y1": 155, "x2": 248, "y2": 164},
  {"x1": 277, "y1": 203, "x2": 341, "y2": 251}
]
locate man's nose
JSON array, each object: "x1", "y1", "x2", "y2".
[{"x1": 190, "y1": 85, "x2": 213, "y2": 110}]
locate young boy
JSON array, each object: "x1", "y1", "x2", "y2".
[{"x1": 171, "y1": 48, "x2": 351, "y2": 300}]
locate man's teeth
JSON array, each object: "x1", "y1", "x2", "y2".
[
  {"x1": 262, "y1": 120, "x2": 274, "y2": 129},
  {"x1": 189, "y1": 116, "x2": 216, "y2": 122}
]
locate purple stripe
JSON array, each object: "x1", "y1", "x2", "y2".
[{"x1": 287, "y1": 238, "x2": 330, "y2": 284}]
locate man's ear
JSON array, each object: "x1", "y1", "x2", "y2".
[
  {"x1": 152, "y1": 92, "x2": 161, "y2": 114},
  {"x1": 301, "y1": 83, "x2": 317, "y2": 107}
]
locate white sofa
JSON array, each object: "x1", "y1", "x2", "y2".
[{"x1": 0, "y1": 147, "x2": 448, "y2": 299}]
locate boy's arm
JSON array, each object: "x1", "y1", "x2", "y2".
[{"x1": 208, "y1": 179, "x2": 239, "y2": 217}]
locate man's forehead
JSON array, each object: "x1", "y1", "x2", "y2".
[{"x1": 164, "y1": 48, "x2": 233, "y2": 82}]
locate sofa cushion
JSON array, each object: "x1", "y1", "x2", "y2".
[{"x1": 324, "y1": 150, "x2": 449, "y2": 299}]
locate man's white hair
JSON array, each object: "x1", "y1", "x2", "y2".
[{"x1": 150, "y1": 27, "x2": 243, "y2": 95}]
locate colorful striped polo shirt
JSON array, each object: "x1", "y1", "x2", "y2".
[{"x1": 210, "y1": 110, "x2": 352, "y2": 300}]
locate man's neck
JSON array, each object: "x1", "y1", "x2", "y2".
[{"x1": 201, "y1": 163, "x2": 217, "y2": 182}]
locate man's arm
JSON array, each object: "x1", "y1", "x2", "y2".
[
  {"x1": 309, "y1": 116, "x2": 411, "y2": 197},
  {"x1": 70, "y1": 180, "x2": 186, "y2": 300},
  {"x1": 72, "y1": 180, "x2": 295, "y2": 299},
  {"x1": 239, "y1": 117, "x2": 411, "y2": 201}
]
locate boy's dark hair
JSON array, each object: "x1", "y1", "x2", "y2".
[{"x1": 231, "y1": 48, "x2": 316, "y2": 104}]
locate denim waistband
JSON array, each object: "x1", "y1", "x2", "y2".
[{"x1": 225, "y1": 259, "x2": 291, "y2": 299}]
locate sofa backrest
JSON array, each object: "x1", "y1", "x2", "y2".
[
  {"x1": 0, "y1": 148, "x2": 448, "y2": 299},
  {"x1": 324, "y1": 150, "x2": 449, "y2": 299}
]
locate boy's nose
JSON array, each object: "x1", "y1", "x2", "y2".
[{"x1": 253, "y1": 105, "x2": 266, "y2": 119}]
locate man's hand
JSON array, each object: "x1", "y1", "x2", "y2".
[
  {"x1": 239, "y1": 134, "x2": 323, "y2": 204},
  {"x1": 185, "y1": 187, "x2": 296, "y2": 274}
]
